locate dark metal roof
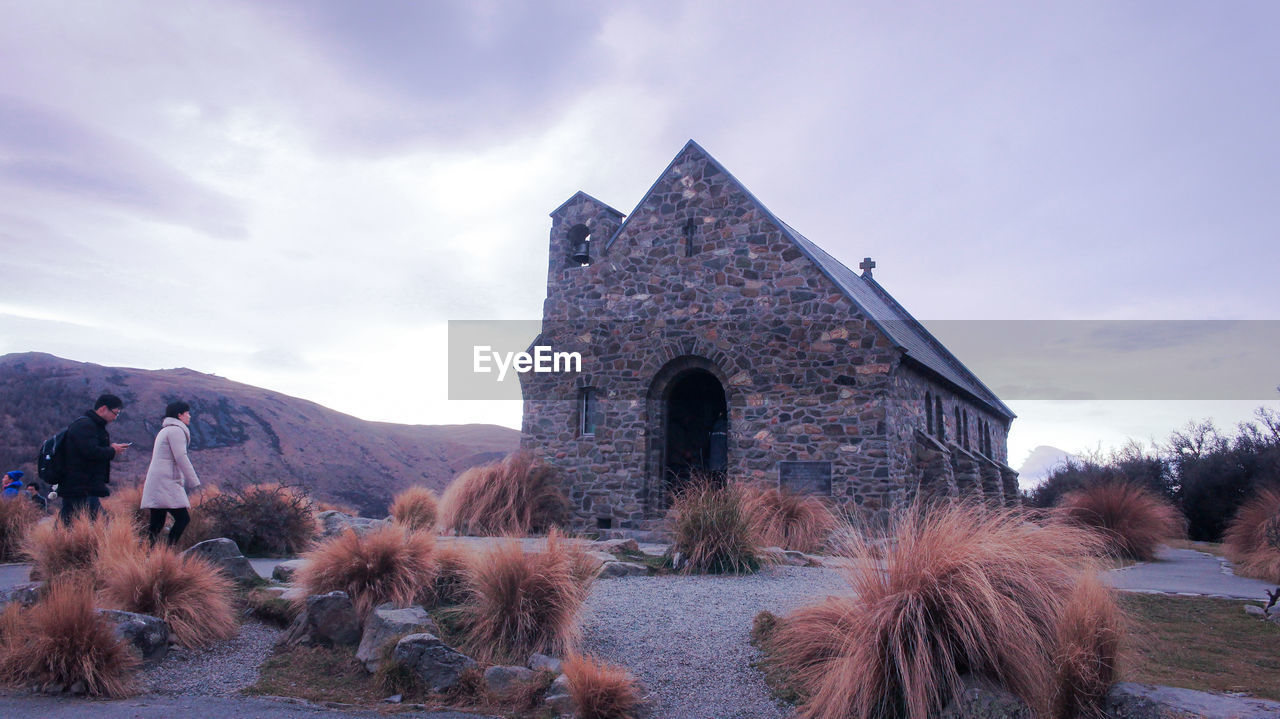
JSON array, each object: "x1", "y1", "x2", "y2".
[{"x1": 596, "y1": 140, "x2": 1016, "y2": 419}]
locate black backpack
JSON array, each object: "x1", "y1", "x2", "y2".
[{"x1": 37, "y1": 427, "x2": 70, "y2": 486}]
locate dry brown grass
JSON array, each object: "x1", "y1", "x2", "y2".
[
  {"x1": 101, "y1": 484, "x2": 148, "y2": 530},
  {"x1": 563, "y1": 653, "x2": 644, "y2": 719},
  {"x1": 390, "y1": 486, "x2": 440, "y2": 531},
  {"x1": 0, "y1": 579, "x2": 138, "y2": 697},
  {"x1": 21, "y1": 515, "x2": 134, "y2": 583},
  {"x1": 667, "y1": 480, "x2": 762, "y2": 574},
  {"x1": 431, "y1": 543, "x2": 475, "y2": 606},
  {"x1": 294, "y1": 524, "x2": 437, "y2": 620},
  {"x1": 1058, "y1": 482, "x2": 1184, "y2": 561},
  {"x1": 96, "y1": 543, "x2": 238, "y2": 647},
  {"x1": 742, "y1": 484, "x2": 836, "y2": 553},
  {"x1": 438, "y1": 451, "x2": 568, "y2": 536},
  {"x1": 1050, "y1": 573, "x2": 1125, "y2": 719},
  {"x1": 0, "y1": 496, "x2": 42, "y2": 562},
  {"x1": 1223, "y1": 487, "x2": 1280, "y2": 583},
  {"x1": 458, "y1": 531, "x2": 595, "y2": 662},
  {"x1": 772, "y1": 503, "x2": 1111, "y2": 719}
]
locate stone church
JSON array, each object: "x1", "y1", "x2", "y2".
[{"x1": 520, "y1": 140, "x2": 1018, "y2": 533}]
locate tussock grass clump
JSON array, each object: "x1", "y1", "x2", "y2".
[
  {"x1": 96, "y1": 543, "x2": 237, "y2": 647},
  {"x1": 431, "y1": 543, "x2": 475, "y2": 606},
  {"x1": 1223, "y1": 487, "x2": 1280, "y2": 583},
  {"x1": 101, "y1": 484, "x2": 148, "y2": 529},
  {"x1": 0, "y1": 579, "x2": 138, "y2": 697},
  {"x1": 742, "y1": 484, "x2": 836, "y2": 553},
  {"x1": 667, "y1": 480, "x2": 761, "y2": 574},
  {"x1": 1058, "y1": 482, "x2": 1184, "y2": 561},
  {"x1": 438, "y1": 451, "x2": 568, "y2": 536},
  {"x1": 458, "y1": 531, "x2": 595, "y2": 662},
  {"x1": 0, "y1": 496, "x2": 41, "y2": 562},
  {"x1": 203, "y1": 483, "x2": 317, "y2": 556},
  {"x1": 563, "y1": 653, "x2": 644, "y2": 719},
  {"x1": 21, "y1": 515, "x2": 126, "y2": 582},
  {"x1": 1051, "y1": 573, "x2": 1124, "y2": 719},
  {"x1": 772, "y1": 503, "x2": 1113, "y2": 719},
  {"x1": 390, "y1": 486, "x2": 439, "y2": 531},
  {"x1": 295, "y1": 524, "x2": 437, "y2": 620}
]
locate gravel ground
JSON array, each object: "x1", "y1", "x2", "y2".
[
  {"x1": 139, "y1": 619, "x2": 281, "y2": 697},
  {"x1": 582, "y1": 565, "x2": 852, "y2": 719}
]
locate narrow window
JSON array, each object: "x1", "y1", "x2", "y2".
[
  {"x1": 568, "y1": 224, "x2": 591, "y2": 267},
  {"x1": 954, "y1": 407, "x2": 961, "y2": 446},
  {"x1": 580, "y1": 388, "x2": 599, "y2": 436},
  {"x1": 962, "y1": 410, "x2": 970, "y2": 449},
  {"x1": 925, "y1": 392, "x2": 933, "y2": 435},
  {"x1": 935, "y1": 396, "x2": 945, "y2": 442},
  {"x1": 683, "y1": 218, "x2": 698, "y2": 257}
]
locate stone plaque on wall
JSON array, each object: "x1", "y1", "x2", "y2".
[{"x1": 778, "y1": 461, "x2": 832, "y2": 495}]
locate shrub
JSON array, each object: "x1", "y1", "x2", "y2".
[
  {"x1": 0, "y1": 496, "x2": 41, "y2": 562},
  {"x1": 97, "y1": 543, "x2": 237, "y2": 647},
  {"x1": 438, "y1": 451, "x2": 568, "y2": 536},
  {"x1": 294, "y1": 524, "x2": 437, "y2": 620},
  {"x1": 1058, "y1": 482, "x2": 1184, "y2": 561},
  {"x1": 0, "y1": 579, "x2": 138, "y2": 697},
  {"x1": 742, "y1": 484, "x2": 836, "y2": 553},
  {"x1": 772, "y1": 503, "x2": 1109, "y2": 719},
  {"x1": 101, "y1": 484, "x2": 148, "y2": 529},
  {"x1": 458, "y1": 531, "x2": 595, "y2": 662},
  {"x1": 202, "y1": 483, "x2": 317, "y2": 556},
  {"x1": 432, "y1": 543, "x2": 475, "y2": 606},
  {"x1": 1051, "y1": 573, "x2": 1124, "y2": 719},
  {"x1": 667, "y1": 479, "x2": 761, "y2": 574},
  {"x1": 563, "y1": 653, "x2": 644, "y2": 719},
  {"x1": 1222, "y1": 486, "x2": 1280, "y2": 583},
  {"x1": 390, "y1": 486, "x2": 439, "y2": 531}
]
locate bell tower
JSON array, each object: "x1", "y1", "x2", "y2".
[{"x1": 545, "y1": 191, "x2": 624, "y2": 303}]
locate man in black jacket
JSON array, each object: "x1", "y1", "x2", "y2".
[{"x1": 60, "y1": 393, "x2": 129, "y2": 524}]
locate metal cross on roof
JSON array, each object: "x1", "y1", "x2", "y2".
[{"x1": 859, "y1": 257, "x2": 876, "y2": 277}]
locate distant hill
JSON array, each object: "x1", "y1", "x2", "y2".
[
  {"x1": 1016, "y1": 445, "x2": 1077, "y2": 488},
  {"x1": 0, "y1": 353, "x2": 520, "y2": 516}
]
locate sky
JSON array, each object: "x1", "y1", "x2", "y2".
[{"x1": 2, "y1": 1, "x2": 1277, "y2": 482}]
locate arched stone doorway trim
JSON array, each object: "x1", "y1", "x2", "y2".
[{"x1": 644, "y1": 353, "x2": 734, "y2": 517}]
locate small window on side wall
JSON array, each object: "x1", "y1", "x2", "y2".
[{"x1": 580, "y1": 387, "x2": 600, "y2": 436}]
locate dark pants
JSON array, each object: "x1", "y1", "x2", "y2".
[
  {"x1": 147, "y1": 508, "x2": 191, "y2": 546},
  {"x1": 59, "y1": 495, "x2": 101, "y2": 525}
]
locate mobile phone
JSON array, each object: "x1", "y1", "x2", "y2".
[{"x1": 120, "y1": 442, "x2": 133, "y2": 447}]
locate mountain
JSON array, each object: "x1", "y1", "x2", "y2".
[
  {"x1": 0, "y1": 352, "x2": 520, "y2": 516},
  {"x1": 1016, "y1": 445, "x2": 1077, "y2": 488}
]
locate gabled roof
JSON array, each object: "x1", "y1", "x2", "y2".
[
  {"x1": 601, "y1": 140, "x2": 1015, "y2": 420},
  {"x1": 549, "y1": 191, "x2": 625, "y2": 219}
]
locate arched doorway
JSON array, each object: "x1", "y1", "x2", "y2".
[{"x1": 662, "y1": 368, "x2": 728, "y2": 496}]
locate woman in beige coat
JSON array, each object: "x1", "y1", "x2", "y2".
[{"x1": 141, "y1": 400, "x2": 201, "y2": 546}]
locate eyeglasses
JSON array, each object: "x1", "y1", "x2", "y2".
[{"x1": 110, "y1": 408, "x2": 123, "y2": 416}]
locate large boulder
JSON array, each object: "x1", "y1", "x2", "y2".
[
  {"x1": 317, "y1": 511, "x2": 390, "y2": 540},
  {"x1": 181, "y1": 538, "x2": 260, "y2": 586},
  {"x1": 356, "y1": 604, "x2": 439, "y2": 672},
  {"x1": 280, "y1": 591, "x2": 361, "y2": 648},
  {"x1": 272, "y1": 559, "x2": 307, "y2": 582},
  {"x1": 1107, "y1": 681, "x2": 1280, "y2": 718},
  {"x1": 392, "y1": 633, "x2": 476, "y2": 692},
  {"x1": 97, "y1": 609, "x2": 169, "y2": 665},
  {"x1": 939, "y1": 676, "x2": 1033, "y2": 719}
]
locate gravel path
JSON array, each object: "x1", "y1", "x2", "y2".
[
  {"x1": 140, "y1": 619, "x2": 281, "y2": 696},
  {"x1": 582, "y1": 565, "x2": 851, "y2": 719}
]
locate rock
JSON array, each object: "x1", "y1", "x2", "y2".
[
  {"x1": 181, "y1": 538, "x2": 260, "y2": 586},
  {"x1": 69, "y1": 681, "x2": 85, "y2": 695},
  {"x1": 97, "y1": 609, "x2": 170, "y2": 665},
  {"x1": 599, "y1": 561, "x2": 648, "y2": 578},
  {"x1": 1244, "y1": 604, "x2": 1265, "y2": 617},
  {"x1": 392, "y1": 633, "x2": 476, "y2": 692},
  {"x1": 598, "y1": 538, "x2": 640, "y2": 554},
  {"x1": 356, "y1": 604, "x2": 439, "y2": 672},
  {"x1": 317, "y1": 511, "x2": 390, "y2": 539},
  {"x1": 757, "y1": 547, "x2": 787, "y2": 565},
  {"x1": 543, "y1": 673, "x2": 575, "y2": 716},
  {"x1": 484, "y1": 665, "x2": 538, "y2": 696},
  {"x1": 280, "y1": 591, "x2": 361, "y2": 648},
  {"x1": 383, "y1": 694, "x2": 402, "y2": 703},
  {"x1": 528, "y1": 653, "x2": 562, "y2": 673},
  {"x1": 1107, "y1": 681, "x2": 1280, "y2": 718},
  {"x1": 939, "y1": 676, "x2": 1033, "y2": 718},
  {"x1": 0, "y1": 582, "x2": 41, "y2": 608},
  {"x1": 782, "y1": 550, "x2": 810, "y2": 566},
  {"x1": 272, "y1": 559, "x2": 307, "y2": 582}
]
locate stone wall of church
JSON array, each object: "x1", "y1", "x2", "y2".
[{"x1": 521, "y1": 144, "x2": 919, "y2": 531}]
